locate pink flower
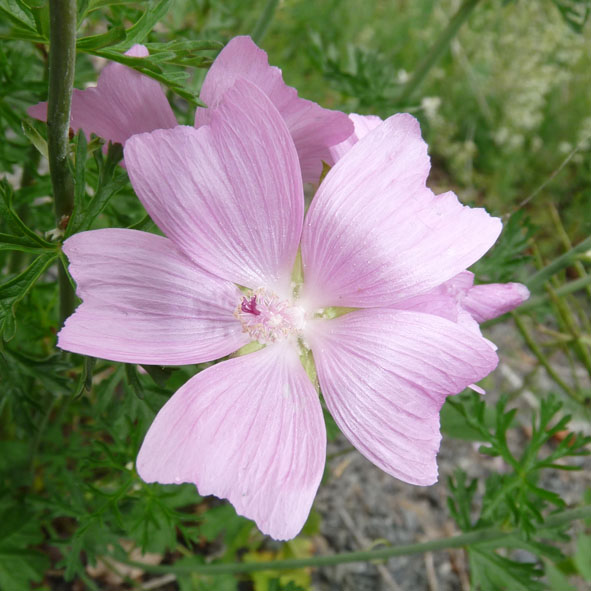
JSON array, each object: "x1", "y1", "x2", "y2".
[
  {"x1": 59, "y1": 79, "x2": 503, "y2": 540},
  {"x1": 27, "y1": 45, "x2": 177, "y2": 145},
  {"x1": 28, "y1": 37, "x2": 352, "y2": 184}
]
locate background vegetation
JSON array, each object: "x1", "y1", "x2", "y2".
[{"x1": 0, "y1": 0, "x2": 590, "y2": 589}]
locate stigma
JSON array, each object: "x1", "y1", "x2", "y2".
[{"x1": 235, "y1": 288, "x2": 306, "y2": 345}]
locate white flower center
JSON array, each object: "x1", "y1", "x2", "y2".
[{"x1": 234, "y1": 288, "x2": 306, "y2": 345}]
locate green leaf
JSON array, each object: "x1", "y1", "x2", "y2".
[
  {"x1": 0, "y1": 252, "x2": 57, "y2": 340},
  {"x1": 544, "y1": 560, "x2": 576, "y2": 591},
  {"x1": 447, "y1": 469, "x2": 478, "y2": 531},
  {"x1": 67, "y1": 141, "x2": 125, "y2": 235},
  {"x1": 80, "y1": 47, "x2": 204, "y2": 105},
  {"x1": 28, "y1": 0, "x2": 49, "y2": 40},
  {"x1": 441, "y1": 395, "x2": 493, "y2": 441},
  {"x1": 469, "y1": 546, "x2": 544, "y2": 591},
  {"x1": 0, "y1": 26, "x2": 46, "y2": 42},
  {"x1": 140, "y1": 364, "x2": 176, "y2": 387},
  {"x1": 144, "y1": 39, "x2": 222, "y2": 53},
  {"x1": 573, "y1": 533, "x2": 591, "y2": 581},
  {"x1": 121, "y1": 0, "x2": 172, "y2": 47},
  {"x1": 0, "y1": 232, "x2": 53, "y2": 254},
  {"x1": 125, "y1": 363, "x2": 144, "y2": 399},
  {"x1": 76, "y1": 25, "x2": 126, "y2": 50},
  {"x1": 0, "y1": 0, "x2": 37, "y2": 32},
  {"x1": 73, "y1": 355, "x2": 96, "y2": 396},
  {"x1": 0, "y1": 180, "x2": 53, "y2": 247},
  {"x1": 0, "y1": 504, "x2": 49, "y2": 591},
  {"x1": 127, "y1": 213, "x2": 155, "y2": 231},
  {"x1": 0, "y1": 548, "x2": 48, "y2": 590},
  {"x1": 21, "y1": 119, "x2": 48, "y2": 159}
]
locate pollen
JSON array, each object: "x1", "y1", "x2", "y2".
[{"x1": 234, "y1": 288, "x2": 306, "y2": 345}]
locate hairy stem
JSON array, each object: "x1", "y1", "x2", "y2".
[
  {"x1": 397, "y1": 0, "x2": 481, "y2": 105},
  {"x1": 47, "y1": 0, "x2": 77, "y2": 323},
  {"x1": 120, "y1": 505, "x2": 591, "y2": 575}
]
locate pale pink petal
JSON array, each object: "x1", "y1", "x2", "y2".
[
  {"x1": 307, "y1": 309, "x2": 498, "y2": 485},
  {"x1": 390, "y1": 290, "x2": 460, "y2": 323},
  {"x1": 28, "y1": 44, "x2": 176, "y2": 145},
  {"x1": 125, "y1": 79, "x2": 303, "y2": 293},
  {"x1": 328, "y1": 113, "x2": 383, "y2": 163},
  {"x1": 392, "y1": 272, "x2": 499, "y2": 351},
  {"x1": 137, "y1": 344, "x2": 326, "y2": 540},
  {"x1": 57, "y1": 228, "x2": 248, "y2": 364},
  {"x1": 463, "y1": 282, "x2": 530, "y2": 322},
  {"x1": 195, "y1": 36, "x2": 353, "y2": 184},
  {"x1": 302, "y1": 114, "x2": 502, "y2": 308},
  {"x1": 469, "y1": 384, "x2": 486, "y2": 395},
  {"x1": 27, "y1": 102, "x2": 49, "y2": 123},
  {"x1": 125, "y1": 44, "x2": 149, "y2": 58},
  {"x1": 392, "y1": 271, "x2": 475, "y2": 322}
]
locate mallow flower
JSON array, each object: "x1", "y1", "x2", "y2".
[
  {"x1": 28, "y1": 36, "x2": 352, "y2": 184},
  {"x1": 59, "y1": 78, "x2": 506, "y2": 540}
]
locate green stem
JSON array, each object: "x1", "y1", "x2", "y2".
[
  {"x1": 251, "y1": 0, "x2": 280, "y2": 44},
  {"x1": 517, "y1": 275, "x2": 591, "y2": 312},
  {"x1": 527, "y1": 236, "x2": 591, "y2": 293},
  {"x1": 513, "y1": 313, "x2": 581, "y2": 403},
  {"x1": 119, "y1": 505, "x2": 591, "y2": 576},
  {"x1": 546, "y1": 282, "x2": 591, "y2": 378},
  {"x1": 47, "y1": 0, "x2": 77, "y2": 324},
  {"x1": 396, "y1": 0, "x2": 481, "y2": 105},
  {"x1": 548, "y1": 203, "x2": 591, "y2": 301}
]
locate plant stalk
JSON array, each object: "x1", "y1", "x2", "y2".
[
  {"x1": 527, "y1": 236, "x2": 591, "y2": 293},
  {"x1": 120, "y1": 505, "x2": 591, "y2": 575},
  {"x1": 513, "y1": 313, "x2": 581, "y2": 403},
  {"x1": 251, "y1": 0, "x2": 280, "y2": 44},
  {"x1": 396, "y1": 0, "x2": 481, "y2": 105},
  {"x1": 47, "y1": 0, "x2": 77, "y2": 324}
]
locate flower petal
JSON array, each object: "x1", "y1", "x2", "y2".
[
  {"x1": 328, "y1": 113, "x2": 383, "y2": 164},
  {"x1": 28, "y1": 44, "x2": 176, "y2": 145},
  {"x1": 136, "y1": 344, "x2": 326, "y2": 540},
  {"x1": 301, "y1": 114, "x2": 502, "y2": 308},
  {"x1": 307, "y1": 309, "x2": 498, "y2": 485},
  {"x1": 462, "y1": 282, "x2": 530, "y2": 322},
  {"x1": 392, "y1": 271, "x2": 475, "y2": 322},
  {"x1": 125, "y1": 79, "x2": 304, "y2": 293},
  {"x1": 195, "y1": 36, "x2": 353, "y2": 184},
  {"x1": 57, "y1": 228, "x2": 248, "y2": 364}
]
